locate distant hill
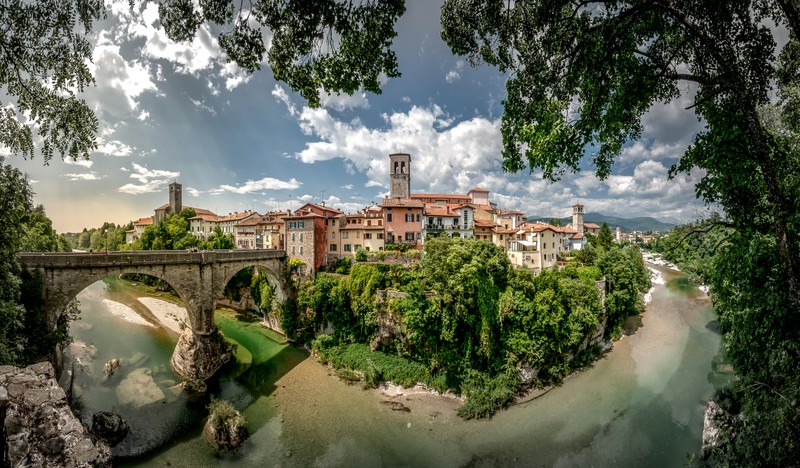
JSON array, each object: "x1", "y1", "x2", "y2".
[{"x1": 527, "y1": 212, "x2": 675, "y2": 232}]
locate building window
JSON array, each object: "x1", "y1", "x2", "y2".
[
  {"x1": 364, "y1": 233, "x2": 371, "y2": 240},
  {"x1": 292, "y1": 246, "x2": 295, "y2": 254},
  {"x1": 291, "y1": 233, "x2": 295, "y2": 241},
  {"x1": 377, "y1": 233, "x2": 384, "y2": 240},
  {"x1": 332, "y1": 232, "x2": 336, "y2": 239},
  {"x1": 344, "y1": 244, "x2": 352, "y2": 252},
  {"x1": 299, "y1": 246, "x2": 303, "y2": 255},
  {"x1": 356, "y1": 232, "x2": 360, "y2": 239},
  {"x1": 330, "y1": 244, "x2": 337, "y2": 252},
  {"x1": 416, "y1": 213, "x2": 421, "y2": 222},
  {"x1": 405, "y1": 232, "x2": 414, "y2": 241},
  {"x1": 300, "y1": 233, "x2": 303, "y2": 242},
  {"x1": 387, "y1": 213, "x2": 393, "y2": 222}
]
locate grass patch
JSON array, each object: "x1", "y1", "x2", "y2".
[{"x1": 317, "y1": 342, "x2": 434, "y2": 389}]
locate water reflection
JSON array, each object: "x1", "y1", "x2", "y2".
[{"x1": 70, "y1": 265, "x2": 724, "y2": 467}]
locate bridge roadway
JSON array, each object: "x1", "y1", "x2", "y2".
[{"x1": 17, "y1": 249, "x2": 289, "y2": 381}]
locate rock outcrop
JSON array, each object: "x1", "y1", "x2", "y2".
[
  {"x1": 91, "y1": 411, "x2": 130, "y2": 447},
  {"x1": 203, "y1": 400, "x2": 248, "y2": 452},
  {"x1": 0, "y1": 362, "x2": 111, "y2": 467},
  {"x1": 170, "y1": 328, "x2": 231, "y2": 382},
  {"x1": 701, "y1": 400, "x2": 728, "y2": 460},
  {"x1": 116, "y1": 368, "x2": 166, "y2": 408}
]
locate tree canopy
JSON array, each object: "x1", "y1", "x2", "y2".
[{"x1": 0, "y1": 0, "x2": 103, "y2": 162}]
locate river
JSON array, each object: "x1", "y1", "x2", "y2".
[{"x1": 66, "y1": 263, "x2": 724, "y2": 467}]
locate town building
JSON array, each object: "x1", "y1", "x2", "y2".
[{"x1": 284, "y1": 203, "x2": 343, "y2": 273}]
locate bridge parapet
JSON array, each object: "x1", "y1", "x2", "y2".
[{"x1": 17, "y1": 249, "x2": 286, "y2": 268}]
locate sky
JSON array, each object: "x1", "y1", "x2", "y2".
[{"x1": 6, "y1": 1, "x2": 727, "y2": 233}]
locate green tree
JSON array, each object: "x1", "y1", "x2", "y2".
[
  {"x1": 439, "y1": 0, "x2": 800, "y2": 308},
  {"x1": 596, "y1": 223, "x2": 614, "y2": 250},
  {"x1": 0, "y1": 158, "x2": 76, "y2": 365},
  {"x1": 206, "y1": 226, "x2": 234, "y2": 250},
  {"x1": 154, "y1": 0, "x2": 406, "y2": 108},
  {"x1": 0, "y1": 0, "x2": 103, "y2": 161}
]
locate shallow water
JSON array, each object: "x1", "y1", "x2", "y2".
[{"x1": 69, "y1": 265, "x2": 722, "y2": 467}]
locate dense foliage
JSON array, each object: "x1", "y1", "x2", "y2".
[
  {"x1": 64, "y1": 221, "x2": 130, "y2": 252},
  {"x1": 287, "y1": 237, "x2": 649, "y2": 418},
  {"x1": 0, "y1": 159, "x2": 75, "y2": 365},
  {"x1": 0, "y1": 0, "x2": 103, "y2": 162}
]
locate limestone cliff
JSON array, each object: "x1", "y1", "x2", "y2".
[{"x1": 0, "y1": 362, "x2": 111, "y2": 467}]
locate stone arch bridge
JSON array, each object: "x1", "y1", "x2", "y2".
[{"x1": 17, "y1": 249, "x2": 289, "y2": 381}]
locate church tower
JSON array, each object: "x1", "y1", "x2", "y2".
[
  {"x1": 389, "y1": 153, "x2": 411, "y2": 198},
  {"x1": 169, "y1": 181, "x2": 183, "y2": 214},
  {"x1": 572, "y1": 203, "x2": 584, "y2": 235}
]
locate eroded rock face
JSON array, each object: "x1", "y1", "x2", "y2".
[
  {"x1": 701, "y1": 400, "x2": 727, "y2": 460},
  {"x1": 0, "y1": 362, "x2": 111, "y2": 467},
  {"x1": 170, "y1": 328, "x2": 231, "y2": 382}
]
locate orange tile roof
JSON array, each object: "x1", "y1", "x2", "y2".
[
  {"x1": 381, "y1": 197, "x2": 424, "y2": 208},
  {"x1": 133, "y1": 217, "x2": 153, "y2": 226},
  {"x1": 216, "y1": 211, "x2": 257, "y2": 222},
  {"x1": 410, "y1": 193, "x2": 471, "y2": 200},
  {"x1": 468, "y1": 187, "x2": 489, "y2": 193},
  {"x1": 474, "y1": 220, "x2": 497, "y2": 228},
  {"x1": 189, "y1": 214, "x2": 220, "y2": 222},
  {"x1": 424, "y1": 204, "x2": 458, "y2": 217},
  {"x1": 584, "y1": 223, "x2": 601, "y2": 229}
]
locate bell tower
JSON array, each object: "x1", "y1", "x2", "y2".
[
  {"x1": 572, "y1": 203, "x2": 584, "y2": 234},
  {"x1": 389, "y1": 153, "x2": 411, "y2": 198},
  {"x1": 169, "y1": 181, "x2": 182, "y2": 214}
]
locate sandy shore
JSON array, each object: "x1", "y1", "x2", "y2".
[
  {"x1": 137, "y1": 297, "x2": 188, "y2": 335},
  {"x1": 102, "y1": 299, "x2": 155, "y2": 328}
]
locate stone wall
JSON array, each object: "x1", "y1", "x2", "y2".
[{"x1": 1, "y1": 362, "x2": 111, "y2": 467}]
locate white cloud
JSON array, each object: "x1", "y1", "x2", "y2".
[
  {"x1": 138, "y1": 110, "x2": 149, "y2": 121},
  {"x1": 64, "y1": 158, "x2": 94, "y2": 168},
  {"x1": 320, "y1": 89, "x2": 370, "y2": 111},
  {"x1": 217, "y1": 177, "x2": 302, "y2": 194},
  {"x1": 445, "y1": 61, "x2": 465, "y2": 83},
  {"x1": 298, "y1": 194, "x2": 314, "y2": 203},
  {"x1": 278, "y1": 101, "x2": 502, "y2": 195},
  {"x1": 87, "y1": 37, "x2": 157, "y2": 115},
  {"x1": 186, "y1": 187, "x2": 204, "y2": 197},
  {"x1": 340, "y1": 184, "x2": 353, "y2": 190},
  {"x1": 272, "y1": 86, "x2": 298, "y2": 116},
  {"x1": 96, "y1": 139, "x2": 133, "y2": 157},
  {"x1": 118, "y1": 163, "x2": 180, "y2": 194},
  {"x1": 190, "y1": 98, "x2": 217, "y2": 115},
  {"x1": 64, "y1": 172, "x2": 102, "y2": 181}
]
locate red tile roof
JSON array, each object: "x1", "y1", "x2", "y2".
[
  {"x1": 133, "y1": 217, "x2": 153, "y2": 226},
  {"x1": 468, "y1": 187, "x2": 489, "y2": 193},
  {"x1": 584, "y1": 223, "x2": 601, "y2": 229}
]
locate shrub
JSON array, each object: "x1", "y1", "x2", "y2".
[{"x1": 355, "y1": 248, "x2": 368, "y2": 262}]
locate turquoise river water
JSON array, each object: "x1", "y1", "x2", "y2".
[{"x1": 67, "y1": 263, "x2": 726, "y2": 467}]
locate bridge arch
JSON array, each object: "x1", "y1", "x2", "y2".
[{"x1": 17, "y1": 250, "x2": 289, "y2": 381}]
